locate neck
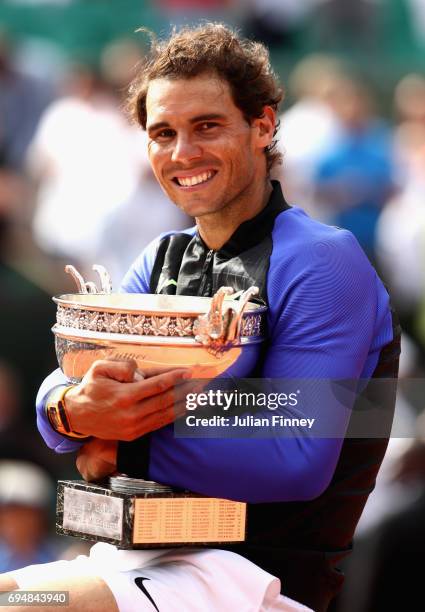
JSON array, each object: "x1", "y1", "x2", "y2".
[{"x1": 196, "y1": 178, "x2": 273, "y2": 251}]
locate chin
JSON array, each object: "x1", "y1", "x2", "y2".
[
  {"x1": 185, "y1": 204, "x2": 223, "y2": 218},
  {"x1": 172, "y1": 196, "x2": 218, "y2": 217}
]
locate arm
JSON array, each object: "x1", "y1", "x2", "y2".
[{"x1": 117, "y1": 230, "x2": 394, "y2": 502}]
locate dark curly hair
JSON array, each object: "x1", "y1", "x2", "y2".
[{"x1": 127, "y1": 23, "x2": 284, "y2": 172}]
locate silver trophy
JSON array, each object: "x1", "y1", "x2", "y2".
[{"x1": 53, "y1": 265, "x2": 266, "y2": 548}]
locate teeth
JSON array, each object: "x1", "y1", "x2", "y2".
[{"x1": 177, "y1": 171, "x2": 213, "y2": 187}]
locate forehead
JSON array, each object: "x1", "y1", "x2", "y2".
[{"x1": 145, "y1": 74, "x2": 241, "y2": 127}]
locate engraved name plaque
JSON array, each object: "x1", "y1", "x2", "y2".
[
  {"x1": 62, "y1": 488, "x2": 124, "y2": 541},
  {"x1": 57, "y1": 478, "x2": 247, "y2": 549}
]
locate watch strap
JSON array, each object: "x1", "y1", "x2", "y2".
[{"x1": 45, "y1": 385, "x2": 90, "y2": 440}]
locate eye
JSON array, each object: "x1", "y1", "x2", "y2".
[
  {"x1": 153, "y1": 129, "x2": 175, "y2": 141},
  {"x1": 198, "y1": 122, "x2": 219, "y2": 131}
]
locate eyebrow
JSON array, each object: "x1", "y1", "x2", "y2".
[{"x1": 147, "y1": 113, "x2": 226, "y2": 133}]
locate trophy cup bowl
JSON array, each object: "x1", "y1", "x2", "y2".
[
  {"x1": 52, "y1": 266, "x2": 266, "y2": 548},
  {"x1": 53, "y1": 285, "x2": 267, "y2": 383}
]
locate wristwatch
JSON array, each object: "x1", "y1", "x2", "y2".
[{"x1": 45, "y1": 385, "x2": 90, "y2": 440}]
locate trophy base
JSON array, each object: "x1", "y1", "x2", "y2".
[{"x1": 56, "y1": 478, "x2": 247, "y2": 549}]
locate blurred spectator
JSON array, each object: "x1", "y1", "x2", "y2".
[
  {"x1": 0, "y1": 461, "x2": 58, "y2": 572},
  {"x1": 376, "y1": 74, "x2": 425, "y2": 355},
  {"x1": 313, "y1": 76, "x2": 394, "y2": 262},
  {"x1": 28, "y1": 63, "x2": 148, "y2": 270},
  {"x1": 275, "y1": 54, "x2": 344, "y2": 217},
  {"x1": 0, "y1": 31, "x2": 55, "y2": 170},
  {"x1": 376, "y1": 153, "x2": 425, "y2": 312},
  {"x1": 393, "y1": 73, "x2": 425, "y2": 185}
]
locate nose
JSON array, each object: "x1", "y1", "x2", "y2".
[{"x1": 171, "y1": 133, "x2": 202, "y2": 164}]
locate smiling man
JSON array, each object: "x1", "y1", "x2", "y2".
[{"x1": 0, "y1": 24, "x2": 400, "y2": 612}]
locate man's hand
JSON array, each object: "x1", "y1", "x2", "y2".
[
  {"x1": 63, "y1": 359, "x2": 193, "y2": 441},
  {"x1": 76, "y1": 438, "x2": 118, "y2": 482}
]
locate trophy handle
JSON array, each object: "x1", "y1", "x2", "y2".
[
  {"x1": 65, "y1": 264, "x2": 113, "y2": 294},
  {"x1": 65, "y1": 265, "x2": 89, "y2": 294},
  {"x1": 92, "y1": 265, "x2": 113, "y2": 294},
  {"x1": 194, "y1": 285, "x2": 259, "y2": 350},
  {"x1": 226, "y1": 287, "x2": 259, "y2": 341}
]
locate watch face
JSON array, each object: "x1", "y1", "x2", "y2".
[{"x1": 48, "y1": 405, "x2": 62, "y2": 431}]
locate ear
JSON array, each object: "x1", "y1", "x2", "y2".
[{"x1": 252, "y1": 106, "x2": 276, "y2": 149}]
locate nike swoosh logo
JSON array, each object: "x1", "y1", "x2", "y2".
[{"x1": 134, "y1": 577, "x2": 160, "y2": 611}]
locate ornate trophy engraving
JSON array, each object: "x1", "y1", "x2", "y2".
[{"x1": 53, "y1": 265, "x2": 266, "y2": 547}]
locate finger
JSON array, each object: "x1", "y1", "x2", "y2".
[
  {"x1": 121, "y1": 389, "x2": 202, "y2": 440},
  {"x1": 90, "y1": 359, "x2": 138, "y2": 383},
  {"x1": 123, "y1": 368, "x2": 192, "y2": 403},
  {"x1": 78, "y1": 460, "x2": 116, "y2": 482},
  {"x1": 134, "y1": 402, "x2": 185, "y2": 436},
  {"x1": 132, "y1": 379, "x2": 205, "y2": 418},
  {"x1": 169, "y1": 379, "x2": 206, "y2": 405},
  {"x1": 153, "y1": 398, "x2": 190, "y2": 429}
]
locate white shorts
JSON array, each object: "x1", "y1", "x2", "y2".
[{"x1": 10, "y1": 543, "x2": 312, "y2": 612}]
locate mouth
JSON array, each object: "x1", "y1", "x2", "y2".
[{"x1": 172, "y1": 170, "x2": 217, "y2": 189}]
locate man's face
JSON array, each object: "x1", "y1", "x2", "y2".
[{"x1": 145, "y1": 74, "x2": 269, "y2": 218}]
